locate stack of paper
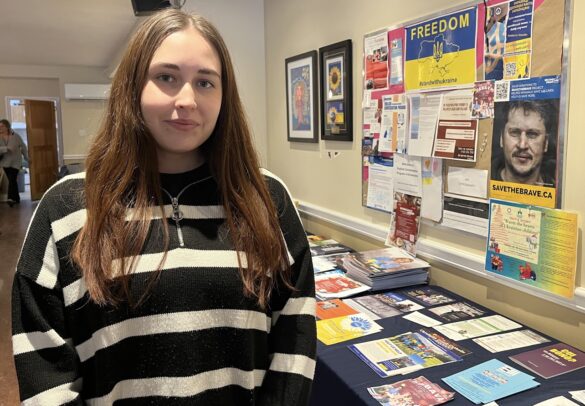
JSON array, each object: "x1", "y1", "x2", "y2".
[
  {"x1": 314, "y1": 270, "x2": 371, "y2": 300},
  {"x1": 442, "y1": 359, "x2": 540, "y2": 404},
  {"x1": 340, "y1": 247, "x2": 430, "y2": 291},
  {"x1": 308, "y1": 235, "x2": 353, "y2": 256},
  {"x1": 311, "y1": 253, "x2": 349, "y2": 274},
  {"x1": 368, "y1": 376, "x2": 454, "y2": 406}
]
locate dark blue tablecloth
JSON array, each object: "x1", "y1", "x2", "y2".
[{"x1": 310, "y1": 285, "x2": 585, "y2": 405}]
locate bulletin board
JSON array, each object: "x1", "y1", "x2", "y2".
[{"x1": 360, "y1": 0, "x2": 575, "y2": 298}]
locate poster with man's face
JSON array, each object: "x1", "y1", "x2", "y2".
[{"x1": 490, "y1": 76, "x2": 561, "y2": 208}]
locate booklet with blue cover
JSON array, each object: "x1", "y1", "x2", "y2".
[{"x1": 442, "y1": 359, "x2": 539, "y2": 404}]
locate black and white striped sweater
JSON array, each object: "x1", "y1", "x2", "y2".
[{"x1": 12, "y1": 164, "x2": 316, "y2": 405}]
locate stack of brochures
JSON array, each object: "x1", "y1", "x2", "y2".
[
  {"x1": 368, "y1": 376, "x2": 454, "y2": 406},
  {"x1": 307, "y1": 234, "x2": 354, "y2": 275},
  {"x1": 311, "y1": 252, "x2": 350, "y2": 274},
  {"x1": 442, "y1": 359, "x2": 540, "y2": 404},
  {"x1": 308, "y1": 234, "x2": 353, "y2": 257},
  {"x1": 339, "y1": 247, "x2": 430, "y2": 291},
  {"x1": 348, "y1": 330, "x2": 463, "y2": 378},
  {"x1": 314, "y1": 269, "x2": 371, "y2": 300}
]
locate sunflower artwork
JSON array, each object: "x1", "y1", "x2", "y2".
[
  {"x1": 326, "y1": 101, "x2": 344, "y2": 134},
  {"x1": 327, "y1": 56, "x2": 344, "y2": 100},
  {"x1": 319, "y1": 39, "x2": 352, "y2": 141}
]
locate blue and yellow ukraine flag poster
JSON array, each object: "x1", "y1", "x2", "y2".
[{"x1": 405, "y1": 8, "x2": 477, "y2": 91}]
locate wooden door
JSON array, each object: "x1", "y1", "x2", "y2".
[{"x1": 24, "y1": 100, "x2": 58, "y2": 200}]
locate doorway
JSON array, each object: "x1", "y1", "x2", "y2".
[{"x1": 5, "y1": 97, "x2": 63, "y2": 201}]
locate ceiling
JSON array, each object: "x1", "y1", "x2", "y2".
[{"x1": 0, "y1": 0, "x2": 142, "y2": 68}]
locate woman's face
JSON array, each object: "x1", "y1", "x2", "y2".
[{"x1": 141, "y1": 27, "x2": 222, "y2": 173}]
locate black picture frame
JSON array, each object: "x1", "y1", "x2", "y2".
[
  {"x1": 319, "y1": 39, "x2": 353, "y2": 141},
  {"x1": 285, "y1": 50, "x2": 319, "y2": 143}
]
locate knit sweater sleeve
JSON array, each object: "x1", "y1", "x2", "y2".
[
  {"x1": 17, "y1": 132, "x2": 29, "y2": 163},
  {"x1": 258, "y1": 170, "x2": 316, "y2": 406},
  {"x1": 12, "y1": 179, "x2": 84, "y2": 405}
]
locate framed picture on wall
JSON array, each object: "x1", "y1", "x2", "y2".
[
  {"x1": 319, "y1": 39, "x2": 353, "y2": 141},
  {"x1": 285, "y1": 50, "x2": 318, "y2": 143}
]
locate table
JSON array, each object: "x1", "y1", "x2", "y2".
[{"x1": 309, "y1": 285, "x2": 585, "y2": 405}]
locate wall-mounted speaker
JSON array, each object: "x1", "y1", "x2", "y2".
[{"x1": 131, "y1": 0, "x2": 173, "y2": 16}]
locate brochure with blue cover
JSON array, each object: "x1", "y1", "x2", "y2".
[{"x1": 442, "y1": 359, "x2": 539, "y2": 404}]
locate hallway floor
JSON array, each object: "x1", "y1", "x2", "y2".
[{"x1": 0, "y1": 190, "x2": 35, "y2": 406}]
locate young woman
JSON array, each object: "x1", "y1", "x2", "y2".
[
  {"x1": 12, "y1": 9, "x2": 316, "y2": 405},
  {"x1": 0, "y1": 119, "x2": 29, "y2": 207}
]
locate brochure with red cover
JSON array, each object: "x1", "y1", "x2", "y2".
[
  {"x1": 314, "y1": 270, "x2": 371, "y2": 299},
  {"x1": 368, "y1": 376, "x2": 454, "y2": 406}
]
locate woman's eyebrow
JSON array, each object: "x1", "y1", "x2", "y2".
[
  {"x1": 150, "y1": 62, "x2": 180, "y2": 71},
  {"x1": 150, "y1": 63, "x2": 220, "y2": 78}
]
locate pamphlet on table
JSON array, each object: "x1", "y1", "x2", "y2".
[
  {"x1": 473, "y1": 329, "x2": 549, "y2": 353},
  {"x1": 368, "y1": 376, "x2": 455, "y2": 406},
  {"x1": 509, "y1": 343, "x2": 585, "y2": 379},
  {"x1": 442, "y1": 359, "x2": 540, "y2": 404},
  {"x1": 432, "y1": 315, "x2": 522, "y2": 341},
  {"x1": 348, "y1": 330, "x2": 463, "y2": 378}
]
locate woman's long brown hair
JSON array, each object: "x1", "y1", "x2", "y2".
[{"x1": 71, "y1": 9, "x2": 291, "y2": 309}]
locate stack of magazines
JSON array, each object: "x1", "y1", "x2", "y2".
[
  {"x1": 307, "y1": 234, "x2": 353, "y2": 257},
  {"x1": 339, "y1": 247, "x2": 430, "y2": 291},
  {"x1": 314, "y1": 270, "x2": 371, "y2": 300}
]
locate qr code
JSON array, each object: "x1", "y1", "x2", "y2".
[
  {"x1": 495, "y1": 80, "x2": 510, "y2": 102},
  {"x1": 505, "y1": 62, "x2": 516, "y2": 78}
]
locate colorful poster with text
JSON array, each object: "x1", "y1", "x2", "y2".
[
  {"x1": 405, "y1": 8, "x2": 477, "y2": 91},
  {"x1": 486, "y1": 199, "x2": 577, "y2": 298}
]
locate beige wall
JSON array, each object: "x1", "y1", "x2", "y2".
[
  {"x1": 265, "y1": 0, "x2": 585, "y2": 351},
  {"x1": 0, "y1": 0, "x2": 268, "y2": 165},
  {"x1": 0, "y1": 77, "x2": 60, "y2": 117},
  {"x1": 184, "y1": 0, "x2": 268, "y2": 164},
  {"x1": 0, "y1": 64, "x2": 110, "y2": 159}
]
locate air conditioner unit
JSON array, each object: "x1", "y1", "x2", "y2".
[{"x1": 64, "y1": 84, "x2": 111, "y2": 100}]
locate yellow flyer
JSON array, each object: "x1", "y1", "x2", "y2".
[
  {"x1": 503, "y1": 52, "x2": 531, "y2": 80},
  {"x1": 486, "y1": 199, "x2": 578, "y2": 298},
  {"x1": 317, "y1": 313, "x2": 382, "y2": 345}
]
